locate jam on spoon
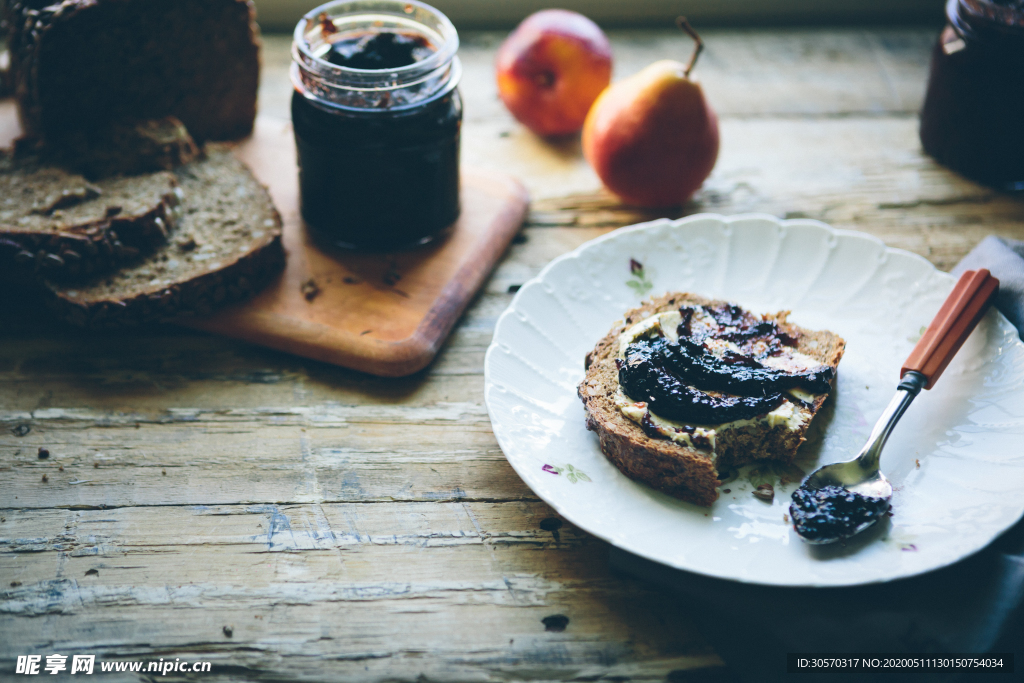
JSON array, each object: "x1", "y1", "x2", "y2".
[
  {"x1": 790, "y1": 485, "x2": 890, "y2": 543},
  {"x1": 791, "y1": 269, "x2": 999, "y2": 545}
]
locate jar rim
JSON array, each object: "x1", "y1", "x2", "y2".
[
  {"x1": 293, "y1": 0, "x2": 459, "y2": 83},
  {"x1": 951, "y1": 0, "x2": 1024, "y2": 37},
  {"x1": 291, "y1": 56, "x2": 461, "y2": 113}
]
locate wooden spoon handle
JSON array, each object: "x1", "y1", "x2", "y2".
[{"x1": 901, "y1": 269, "x2": 999, "y2": 390}]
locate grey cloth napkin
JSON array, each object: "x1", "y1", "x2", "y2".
[
  {"x1": 951, "y1": 235, "x2": 1024, "y2": 336},
  {"x1": 607, "y1": 238, "x2": 1024, "y2": 683},
  {"x1": 610, "y1": 521, "x2": 1024, "y2": 683}
]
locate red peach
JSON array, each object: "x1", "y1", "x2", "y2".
[{"x1": 495, "y1": 10, "x2": 612, "y2": 137}]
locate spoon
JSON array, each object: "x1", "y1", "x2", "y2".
[{"x1": 791, "y1": 268, "x2": 1000, "y2": 544}]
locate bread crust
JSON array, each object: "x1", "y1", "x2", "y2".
[
  {"x1": 578, "y1": 293, "x2": 846, "y2": 507},
  {"x1": 44, "y1": 231, "x2": 284, "y2": 328}
]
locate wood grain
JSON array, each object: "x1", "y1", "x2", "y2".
[{"x1": 4, "y1": 26, "x2": 1024, "y2": 682}]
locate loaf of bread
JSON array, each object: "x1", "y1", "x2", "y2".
[
  {"x1": 8, "y1": 0, "x2": 260, "y2": 144},
  {"x1": 578, "y1": 293, "x2": 846, "y2": 507},
  {"x1": 4, "y1": 0, "x2": 282, "y2": 325}
]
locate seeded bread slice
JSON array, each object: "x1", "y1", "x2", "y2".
[
  {"x1": 0, "y1": 152, "x2": 179, "y2": 280},
  {"x1": 578, "y1": 293, "x2": 846, "y2": 507},
  {"x1": 43, "y1": 146, "x2": 284, "y2": 327}
]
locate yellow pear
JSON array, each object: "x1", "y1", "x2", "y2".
[{"x1": 583, "y1": 35, "x2": 719, "y2": 207}]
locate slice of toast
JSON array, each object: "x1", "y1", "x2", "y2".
[
  {"x1": 0, "y1": 152, "x2": 179, "y2": 280},
  {"x1": 42, "y1": 146, "x2": 284, "y2": 327},
  {"x1": 578, "y1": 293, "x2": 845, "y2": 507}
]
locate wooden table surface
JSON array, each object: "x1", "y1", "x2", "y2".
[{"x1": 3, "y1": 26, "x2": 1024, "y2": 681}]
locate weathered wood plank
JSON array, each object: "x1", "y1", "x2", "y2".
[
  {"x1": 0, "y1": 502, "x2": 586, "y2": 552},
  {"x1": 0, "y1": 408, "x2": 541, "y2": 510},
  {"x1": 1, "y1": 503, "x2": 719, "y2": 681},
  {"x1": 520, "y1": 118, "x2": 1024, "y2": 272}
]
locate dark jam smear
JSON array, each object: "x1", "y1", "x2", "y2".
[
  {"x1": 660, "y1": 338, "x2": 834, "y2": 395},
  {"x1": 680, "y1": 303, "x2": 799, "y2": 353},
  {"x1": 620, "y1": 339, "x2": 786, "y2": 423},
  {"x1": 618, "y1": 303, "x2": 834, "y2": 425},
  {"x1": 327, "y1": 31, "x2": 434, "y2": 70},
  {"x1": 789, "y1": 484, "x2": 890, "y2": 542}
]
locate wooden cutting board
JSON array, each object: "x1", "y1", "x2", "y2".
[
  {"x1": 188, "y1": 117, "x2": 529, "y2": 377},
  {"x1": 0, "y1": 106, "x2": 530, "y2": 377}
]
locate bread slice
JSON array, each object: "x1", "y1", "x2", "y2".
[
  {"x1": 578, "y1": 293, "x2": 845, "y2": 507},
  {"x1": 0, "y1": 152, "x2": 179, "y2": 280},
  {"x1": 10, "y1": 0, "x2": 259, "y2": 143},
  {"x1": 43, "y1": 115, "x2": 201, "y2": 180},
  {"x1": 43, "y1": 146, "x2": 284, "y2": 327}
]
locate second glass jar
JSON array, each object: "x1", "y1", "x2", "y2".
[
  {"x1": 919, "y1": 0, "x2": 1024, "y2": 190},
  {"x1": 291, "y1": 0, "x2": 462, "y2": 249}
]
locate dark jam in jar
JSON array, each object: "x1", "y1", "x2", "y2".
[
  {"x1": 291, "y1": 77, "x2": 461, "y2": 250},
  {"x1": 920, "y1": 0, "x2": 1024, "y2": 190},
  {"x1": 291, "y1": 1, "x2": 462, "y2": 249},
  {"x1": 325, "y1": 31, "x2": 433, "y2": 69}
]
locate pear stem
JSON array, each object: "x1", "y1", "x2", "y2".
[{"x1": 676, "y1": 16, "x2": 704, "y2": 78}]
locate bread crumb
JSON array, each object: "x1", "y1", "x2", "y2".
[
  {"x1": 301, "y1": 278, "x2": 320, "y2": 302},
  {"x1": 753, "y1": 483, "x2": 774, "y2": 502}
]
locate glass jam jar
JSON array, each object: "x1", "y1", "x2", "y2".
[
  {"x1": 920, "y1": 0, "x2": 1024, "y2": 191},
  {"x1": 291, "y1": 0, "x2": 462, "y2": 249}
]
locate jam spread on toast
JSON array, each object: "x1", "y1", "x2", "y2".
[{"x1": 618, "y1": 303, "x2": 834, "y2": 426}]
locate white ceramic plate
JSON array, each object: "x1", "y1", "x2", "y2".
[{"x1": 484, "y1": 214, "x2": 1024, "y2": 587}]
